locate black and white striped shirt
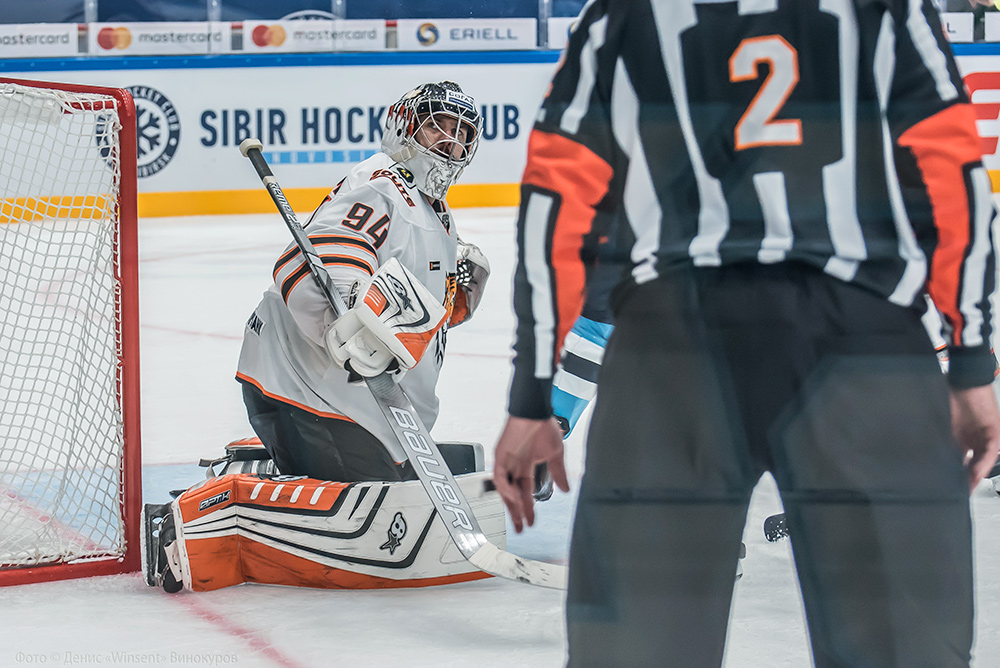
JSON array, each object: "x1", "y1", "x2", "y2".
[{"x1": 509, "y1": 0, "x2": 997, "y2": 418}]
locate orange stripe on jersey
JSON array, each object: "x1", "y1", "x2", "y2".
[
  {"x1": 521, "y1": 130, "x2": 614, "y2": 356},
  {"x1": 279, "y1": 263, "x2": 313, "y2": 303},
  {"x1": 272, "y1": 236, "x2": 377, "y2": 281},
  {"x1": 273, "y1": 246, "x2": 301, "y2": 277},
  {"x1": 278, "y1": 255, "x2": 374, "y2": 304},
  {"x1": 898, "y1": 103, "x2": 983, "y2": 345},
  {"x1": 312, "y1": 235, "x2": 378, "y2": 261},
  {"x1": 320, "y1": 253, "x2": 376, "y2": 276},
  {"x1": 236, "y1": 373, "x2": 358, "y2": 422}
]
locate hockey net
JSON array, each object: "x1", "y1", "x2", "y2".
[{"x1": 0, "y1": 78, "x2": 140, "y2": 584}]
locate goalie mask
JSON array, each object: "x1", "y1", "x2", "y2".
[{"x1": 382, "y1": 82, "x2": 482, "y2": 201}]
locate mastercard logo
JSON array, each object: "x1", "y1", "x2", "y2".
[
  {"x1": 251, "y1": 24, "x2": 287, "y2": 47},
  {"x1": 416, "y1": 23, "x2": 439, "y2": 46},
  {"x1": 97, "y1": 26, "x2": 132, "y2": 50}
]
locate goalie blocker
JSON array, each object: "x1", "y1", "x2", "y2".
[
  {"x1": 325, "y1": 258, "x2": 448, "y2": 379},
  {"x1": 144, "y1": 440, "x2": 504, "y2": 591}
]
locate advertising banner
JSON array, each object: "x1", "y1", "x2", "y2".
[
  {"x1": 956, "y1": 54, "x2": 1000, "y2": 190},
  {"x1": 396, "y1": 19, "x2": 536, "y2": 51},
  {"x1": 547, "y1": 17, "x2": 579, "y2": 52},
  {"x1": 6, "y1": 49, "x2": 1000, "y2": 216},
  {"x1": 88, "y1": 22, "x2": 229, "y2": 56},
  {"x1": 0, "y1": 24, "x2": 79, "y2": 58},
  {"x1": 986, "y1": 13, "x2": 1000, "y2": 43},
  {"x1": 241, "y1": 20, "x2": 385, "y2": 53},
  {"x1": 0, "y1": 57, "x2": 559, "y2": 213},
  {"x1": 940, "y1": 13, "x2": 974, "y2": 43}
]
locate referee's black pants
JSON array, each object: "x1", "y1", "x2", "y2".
[{"x1": 566, "y1": 263, "x2": 973, "y2": 668}]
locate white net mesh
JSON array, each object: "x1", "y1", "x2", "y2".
[{"x1": 0, "y1": 82, "x2": 128, "y2": 568}]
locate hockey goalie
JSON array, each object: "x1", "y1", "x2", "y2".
[{"x1": 142, "y1": 82, "x2": 502, "y2": 593}]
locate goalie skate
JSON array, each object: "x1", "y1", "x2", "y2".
[{"x1": 141, "y1": 502, "x2": 183, "y2": 593}]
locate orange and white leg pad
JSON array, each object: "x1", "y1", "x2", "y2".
[{"x1": 164, "y1": 471, "x2": 504, "y2": 591}]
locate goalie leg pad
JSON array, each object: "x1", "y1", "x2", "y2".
[{"x1": 166, "y1": 470, "x2": 504, "y2": 592}]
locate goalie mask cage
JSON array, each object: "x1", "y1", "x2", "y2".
[{"x1": 0, "y1": 78, "x2": 140, "y2": 585}]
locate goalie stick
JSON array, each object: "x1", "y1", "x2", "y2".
[{"x1": 239, "y1": 138, "x2": 567, "y2": 589}]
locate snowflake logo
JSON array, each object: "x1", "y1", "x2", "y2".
[
  {"x1": 136, "y1": 107, "x2": 162, "y2": 159},
  {"x1": 126, "y1": 85, "x2": 181, "y2": 178}
]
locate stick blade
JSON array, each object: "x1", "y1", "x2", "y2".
[{"x1": 468, "y1": 542, "x2": 568, "y2": 589}]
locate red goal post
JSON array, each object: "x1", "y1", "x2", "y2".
[{"x1": 0, "y1": 77, "x2": 141, "y2": 584}]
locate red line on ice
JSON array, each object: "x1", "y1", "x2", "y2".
[{"x1": 171, "y1": 595, "x2": 308, "y2": 668}]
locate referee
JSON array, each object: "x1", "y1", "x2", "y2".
[{"x1": 493, "y1": 1, "x2": 1000, "y2": 666}]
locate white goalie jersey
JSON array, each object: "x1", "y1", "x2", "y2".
[{"x1": 237, "y1": 152, "x2": 461, "y2": 462}]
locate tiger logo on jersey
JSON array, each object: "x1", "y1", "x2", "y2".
[{"x1": 444, "y1": 272, "x2": 458, "y2": 319}]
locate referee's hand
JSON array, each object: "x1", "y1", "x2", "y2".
[
  {"x1": 492, "y1": 416, "x2": 570, "y2": 533},
  {"x1": 950, "y1": 384, "x2": 1000, "y2": 493}
]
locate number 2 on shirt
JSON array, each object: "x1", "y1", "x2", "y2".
[{"x1": 730, "y1": 35, "x2": 802, "y2": 151}]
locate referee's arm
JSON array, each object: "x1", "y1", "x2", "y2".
[
  {"x1": 508, "y1": 0, "x2": 622, "y2": 420},
  {"x1": 887, "y1": 1, "x2": 998, "y2": 389}
]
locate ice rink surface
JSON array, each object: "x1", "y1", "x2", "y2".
[{"x1": 2, "y1": 207, "x2": 998, "y2": 668}]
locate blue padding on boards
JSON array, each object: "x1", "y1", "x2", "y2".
[{"x1": 0, "y1": 51, "x2": 562, "y2": 73}]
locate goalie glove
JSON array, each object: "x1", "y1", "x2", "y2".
[
  {"x1": 325, "y1": 258, "x2": 448, "y2": 378},
  {"x1": 451, "y1": 238, "x2": 490, "y2": 326}
]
